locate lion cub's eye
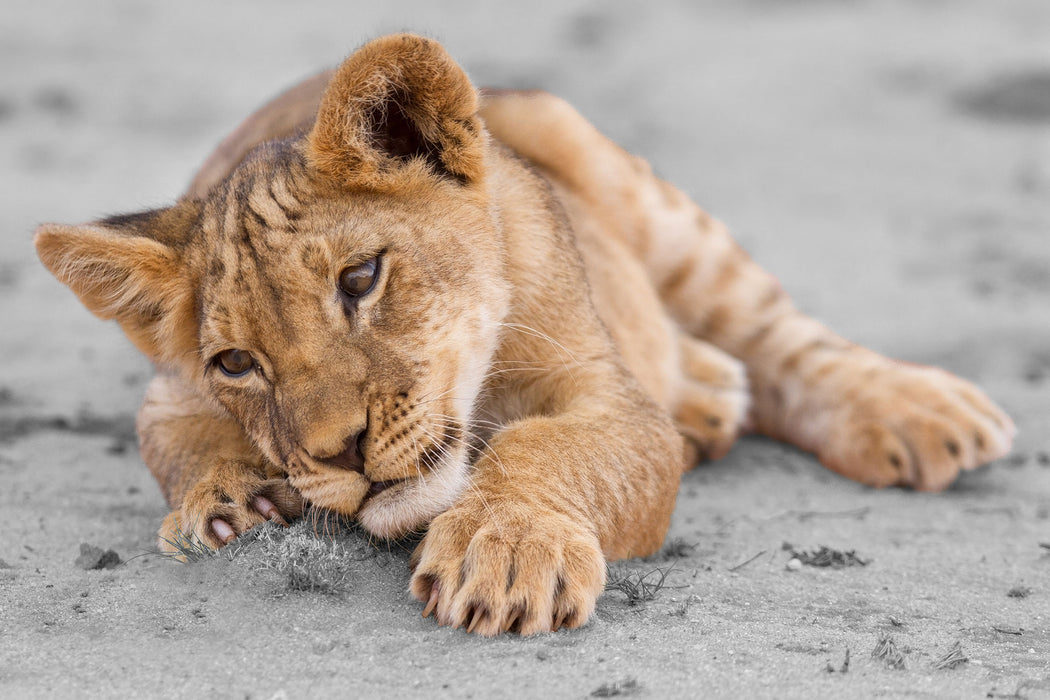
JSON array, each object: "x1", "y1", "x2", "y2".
[
  {"x1": 338, "y1": 256, "x2": 380, "y2": 299},
  {"x1": 215, "y1": 349, "x2": 254, "y2": 377}
]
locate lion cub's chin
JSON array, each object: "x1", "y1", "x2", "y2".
[{"x1": 325, "y1": 452, "x2": 470, "y2": 540}]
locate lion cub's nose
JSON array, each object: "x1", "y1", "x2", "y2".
[{"x1": 313, "y1": 431, "x2": 366, "y2": 473}]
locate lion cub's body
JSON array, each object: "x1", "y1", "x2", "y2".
[{"x1": 36, "y1": 35, "x2": 1014, "y2": 636}]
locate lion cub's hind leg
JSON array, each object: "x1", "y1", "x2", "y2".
[{"x1": 671, "y1": 334, "x2": 751, "y2": 467}]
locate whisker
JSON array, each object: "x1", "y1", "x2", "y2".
[
  {"x1": 428, "y1": 413, "x2": 505, "y2": 433},
  {"x1": 498, "y1": 321, "x2": 581, "y2": 386},
  {"x1": 410, "y1": 433, "x2": 427, "y2": 485},
  {"x1": 422, "y1": 422, "x2": 508, "y2": 479},
  {"x1": 498, "y1": 322, "x2": 583, "y2": 365}
]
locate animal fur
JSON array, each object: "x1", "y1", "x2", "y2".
[{"x1": 35, "y1": 34, "x2": 1014, "y2": 635}]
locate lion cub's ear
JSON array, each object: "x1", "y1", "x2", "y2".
[
  {"x1": 308, "y1": 34, "x2": 485, "y2": 189},
  {"x1": 34, "y1": 204, "x2": 198, "y2": 364}
]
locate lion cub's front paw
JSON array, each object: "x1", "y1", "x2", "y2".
[
  {"x1": 818, "y1": 362, "x2": 1015, "y2": 491},
  {"x1": 409, "y1": 502, "x2": 606, "y2": 636},
  {"x1": 159, "y1": 461, "x2": 304, "y2": 554}
]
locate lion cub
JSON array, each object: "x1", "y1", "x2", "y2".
[{"x1": 36, "y1": 34, "x2": 1014, "y2": 636}]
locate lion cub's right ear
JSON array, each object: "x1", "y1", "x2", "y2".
[
  {"x1": 308, "y1": 34, "x2": 485, "y2": 190},
  {"x1": 34, "y1": 204, "x2": 198, "y2": 364}
]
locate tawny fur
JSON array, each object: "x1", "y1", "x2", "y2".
[{"x1": 35, "y1": 34, "x2": 1014, "y2": 636}]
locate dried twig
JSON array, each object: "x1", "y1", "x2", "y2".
[
  {"x1": 993, "y1": 626, "x2": 1023, "y2": 635},
  {"x1": 766, "y1": 507, "x2": 870, "y2": 523},
  {"x1": 728, "y1": 550, "x2": 767, "y2": 572}
]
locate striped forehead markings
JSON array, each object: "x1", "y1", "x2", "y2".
[
  {"x1": 269, "y1": 177, "x2": 302, "y2": 221},
  {"x1": 198, "y1": 182, "x2": 303, "y2": 347}
]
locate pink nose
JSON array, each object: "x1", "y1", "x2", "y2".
[{"x1": 313, "y1": 430, "x2": 365, "y2": 473}]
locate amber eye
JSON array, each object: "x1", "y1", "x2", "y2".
[
  {"x1": 338, "y1": 256, "x2": 380, "y2": 299},
  {"x1": 216, "y1": 349, "x2": 254, "y2": 377}
]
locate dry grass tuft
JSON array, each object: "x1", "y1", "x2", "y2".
[
  {"x1": 788, "y1": 545, "x2": 869, "y2": 568},
  {"x1": 605, "y1": 567, "x2": 675, "y2": 606},
  {"x1": 659, "y1": 538, "x2": 697, "y2": 559},
  {"x1": 590, "y1": 678, "x2": 640, "y2": 697},
  {"x1": 158, "y1": 522, "x2": 218, "y2": 563},
  {"x1": 1006, "y1": 586, "x2": 1032, "y2": 598},
  {"x1": 250, "y1": 520, "x2": 359, "y2": 594},
  {"x1": 932, "y1": 641, "x2": 968, "y2": 670},
  {"x1": 871, "y1": 632, "x2": 906, "y2": 669}
]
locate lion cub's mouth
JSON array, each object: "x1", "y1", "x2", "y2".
[
  {"x1": 312, "y1": 445, "x2": 410, "y2": 505},
  {"x1": 294, "y1": 420, "x2": 468, "y2": 538},
  {"x1": 359, "y1": 432, "x2": 451, "y2": 503},
  {"x1": 364, "y1": 478, "x2": 405, "y2": 501}
]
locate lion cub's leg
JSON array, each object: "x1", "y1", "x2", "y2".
[
  {"x1": 139, "y1": 373, "x2": 304, "y2": 553},
  {"x1": 638, "y1": 185, "x2": 1015, "y2": 490},
  {"x1": 643, "y1": 190, "x2": 1014, "y2": 490},
  {"x1": 572, "y1": 221, "x2": 750, "y2": 468},
  {"x1": 409, "y1": 380, "x2": 683, "y2": 636},
  {"x1": 483, "y1": 91, "x2": 1015, "y2": 489}
]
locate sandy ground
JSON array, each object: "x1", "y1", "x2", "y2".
[{"x1": 1, "y1": 1, "x2": 1049, "y2": 697}]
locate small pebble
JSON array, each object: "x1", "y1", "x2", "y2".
[
  {"x1": 74, "y1": 543, "x2": 121, "y2": 570},
  {"x1": 786, "y1": 558, "x2": 803, "y2": 571}
]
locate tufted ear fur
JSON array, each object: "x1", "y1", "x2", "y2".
[
  {"x1": 34, "y1": 203, "x2": 199, "y2": 364},
  {"x1": 307, "y1": 34, "x2": 485, "y2": 189}
]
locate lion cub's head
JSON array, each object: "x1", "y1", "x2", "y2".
[{"x1": 35, "y1": 35, "x2": 511, "y2": 538}]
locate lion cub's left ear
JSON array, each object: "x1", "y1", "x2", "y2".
[
  {"x1": 34, "y1": 204, "x2": 198, "y2": 364},
  {"x1": 308, "y1": 34, "x2": 485, "y2": 189}
]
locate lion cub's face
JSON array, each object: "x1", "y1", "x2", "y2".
[
  {"x1": 193, "y1": 145, "x2": 507, "y2": 537},
  {"x1": 35, "y1": 35, "x2": 509, "y2": 537},
  {"x1": 195, "y1": 143, "x2": 510, "y2": 537}
]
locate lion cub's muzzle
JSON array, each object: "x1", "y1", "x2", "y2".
[
  {"x1": 305, "y1": 428, "x2": 408, "y2": 505},
  {"x1": 287, "y1": 409, "x2": 471, "y2": 535}
]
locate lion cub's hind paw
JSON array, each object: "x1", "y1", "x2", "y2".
[{"x1": 818, "y1": 365, "x2": 1015, "y2": 491}]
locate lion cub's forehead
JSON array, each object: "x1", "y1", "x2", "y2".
[{"x1": 192, "y1": 151, "x2": 411, "y2": 351}]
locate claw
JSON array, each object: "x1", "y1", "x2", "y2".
[
  {"x1": 502, "y1": 611, "x2": 520, "y2": 634},
  {"x1": 553, "y1": 610, "x2": 567, "y2": 632},
  {"x1": 211, "y1": 518, "x2": 236, "y2": 545},
  {"x1": 422, "y1": 583, "x2": 440, "y2": 619},
  {"x1": 466, "y1": 607, "x2": 484, "y2": 634},
  {"x1": 252, "y1": 495, "x2": 287, "y2": 526}
]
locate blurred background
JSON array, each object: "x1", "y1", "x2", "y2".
[
  {"x1": 1, "y1": 3, "x2": 1047, "y2": 696},
  {"x1": 2, "y1": 0, "x2": 1048, "y2": 425}
]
